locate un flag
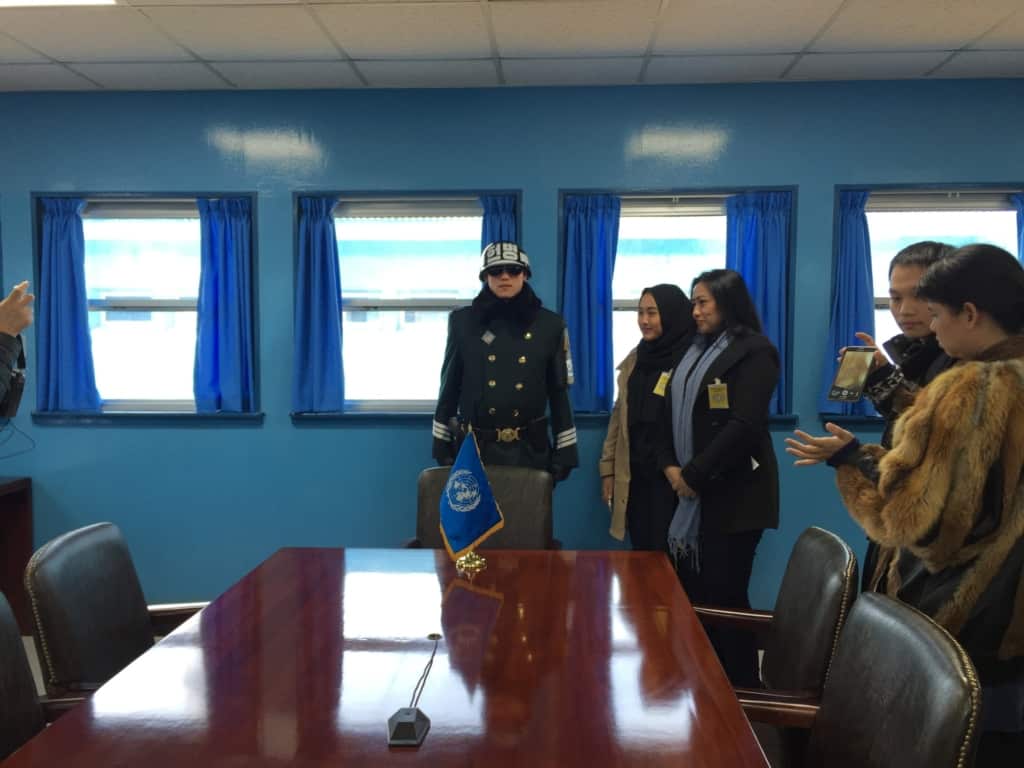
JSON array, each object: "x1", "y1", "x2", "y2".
[{"x1": 439, "y1": 432, "x2": 504, "y2": 560}]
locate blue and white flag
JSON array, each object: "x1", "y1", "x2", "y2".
[{"x1": 439, "y1": 432, "x2": 504, "y2": 560}]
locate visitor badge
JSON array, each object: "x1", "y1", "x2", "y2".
[
  {"x1": 708, "y1": 379, "x2": 729, "y2": 409},
  {"x1": 653, "y1": 371, "x2": 671, "y2": 397}
]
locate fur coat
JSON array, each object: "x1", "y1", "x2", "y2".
[{"x1": 834, "y1": 336, "x2": 1024, "y2": 678}]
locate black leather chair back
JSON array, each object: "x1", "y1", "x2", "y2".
[
  {"x1": 24, "y1": 523, "x2": 154, "y2": 694},
  {"x1": 416, "y1": 466, "x2": 554, "y2": 549},
  {"x1": 805, "y1": 592, "x2": 980, "y2": 768},
  {"x1": 761, "y1": 526, "x2": 857, "y2": 692},
  {"x1": 0, "y1": 591, "x2": 45, "y2": 760}
]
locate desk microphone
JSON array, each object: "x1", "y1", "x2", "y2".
[{"x1": 387, "y1": 633, "x2": 440, "y2": 747}]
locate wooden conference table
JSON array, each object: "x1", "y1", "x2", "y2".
[{"x1": 7, "y1": 548, "x2": 767, "y2": 767}]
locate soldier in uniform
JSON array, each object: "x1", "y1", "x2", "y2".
[{"x1": 432, "y1": 242, "x2": 578, "y2": 481}]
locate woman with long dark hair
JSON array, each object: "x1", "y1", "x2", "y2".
[
  {"x1": 660, "y1": 268, "x2": 780, "y2": 686},
  {"x1": 600, "y1": 284, "x2": 694, "y2": 551},
  {"x1": 787, "y1": 244, "x2": 1024, "y2": 767}
]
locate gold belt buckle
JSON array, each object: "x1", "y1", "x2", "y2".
[{"x1": 497, "y1": 427, "x2": 520, "y2": 443}]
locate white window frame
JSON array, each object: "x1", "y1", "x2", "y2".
[
  {"x1": 82, "y1": 198, "x2": 200, "y2": 412},
  {"x1": 334, "y1": 196, "x2": 483, "y2": 412},
  {"x1": 865, "y1": 189, "x2": 1020, "y2": 316}
]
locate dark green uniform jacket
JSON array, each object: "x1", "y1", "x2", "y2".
[{"x1": 432, "y1": 285, "x2": 578, "y2": 477}]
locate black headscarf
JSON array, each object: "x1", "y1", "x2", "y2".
[
  {"x1": 634, "y1": 284, "x2": 694, "y2": 371},
  {"x1": 471, "y1": 282, "x2": 542, "y2": 330},
  {"x1": 628, "y1": 284, "x2": 694, "y2": 427}
]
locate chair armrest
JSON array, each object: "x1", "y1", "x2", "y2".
[
  {"x1": 149, "y1": 602, "x2": 206, "y2": 637},
  {"x1": 40, "y1": 695, "x2": 87, "y2": 722},
  {"x1": 737, "y1": 687, "x2": 820, "y2": 729},
  {"x1": 693, "y1": 605, "x2": 774, "y2": 637}
]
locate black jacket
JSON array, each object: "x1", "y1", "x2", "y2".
[
  {"x1": 660, "y1": 332, "x2": 780, "y2": 534},
  {"x1": 431, "y1": 296, "x2": 577, "y2": 474}
]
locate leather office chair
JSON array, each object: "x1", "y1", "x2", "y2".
[
  {"x1": 693, "y1": 527, "x2": 857, "y2": 766},
  {"x1": 411, "y1": 465, "x2": 557, "y2": 549},
  {"x1": 0, "y1": 592, "x2": 81, "y2": 760},
  {"x1": 694, "y1": 526, "x2": 858, "y2": 691},
  {"x1": 24, "y1": 523, "x2": 203, "y2": 696},
  {"x1": 741, "y1": 592, "x2": 981, "y2": 768}
]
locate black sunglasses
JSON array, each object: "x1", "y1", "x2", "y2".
[{"x1": 486, "y1": 265, "x2": 525, "y2": 278}]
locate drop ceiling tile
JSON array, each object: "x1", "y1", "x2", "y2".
[
  {"x1": 357, "y1": 58, "x2": 497, "y2": 88},
  {"x1": 314, "y1": 2, "x2": 490, "y2": 59},
  {"x1": 72, "y1": 61, "x2": 229, "y2": 90},
  {"x1": 502, "y1": 57, "x2": 642, "y2": 86},
  {"x1": 932, "y1": 50, "x2": 1024, "y2": 77},
  {"x1": 813, "y1": 0, "x2": 1020, "y2": 52},
  {"x1": 0, "y1": 63, "x2": 95, "y2": 90},
  {"x1": 971, "y1": 8, "x2": 1024, "y2": 49},
  {"x1": 645, "y1": 54, "x2": 794, "y2": 83},
  {"x1": 788, "y1": 51, "x2": 949, "y2": 80},
  {"x1": 0, "y1": 7, "x2": 191, "y2": 62},
  {"x1": 144, "y1": 5, "x2": 338, "y2": 60},
  {"x1": 655, "y1": 0, "x2": 844, "y2": 54},
  {"x1": 212, "y1": 60, "x2": 363, "y2": 89},
  {"x1": 0, "y1": 32, "x2": 46, "y2": 63},
  {"x1": 491, "y1": 0, "x2": 661, "y2": 57}
]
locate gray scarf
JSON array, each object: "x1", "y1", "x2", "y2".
[{"x1": 667, "y1": 332, "x2": 732, "y2": 569}]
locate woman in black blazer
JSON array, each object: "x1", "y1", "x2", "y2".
[{"x1": 660, "y1": 268, "x2": 779, "y2": 686}]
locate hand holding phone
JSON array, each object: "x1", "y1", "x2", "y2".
[{"x1": 828, "y1": 346, "x2": 876, "y2": 401}]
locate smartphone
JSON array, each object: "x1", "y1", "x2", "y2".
[{"x1": 828, "y1": 347, "x2": 876, "y2": 401}]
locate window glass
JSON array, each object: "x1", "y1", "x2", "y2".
[
  {"x1": 83, "y1": 217, "x2": 201, "y2": 406},
  {"x1": 867, "y1": 209, "x2": 1018, "y2": 345},
  {"x1": 336, "y1": 213, "x2": 483, "y2": 404}
]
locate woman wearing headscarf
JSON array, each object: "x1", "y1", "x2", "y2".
[
  {"x1": 660, "y1": 269, "x2": 780, "y2": 687},
  {"x1": 599, "y1": 284, "x2": 694, "y2": 551}
]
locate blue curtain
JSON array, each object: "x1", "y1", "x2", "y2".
[
  {"x1": 194, "y1": 198, "x2": 255, "y2": 413},
  {"x1": 726, "y1": 191, "x2": 792, "y2": 415},
  {"x1": 819, "y1": 190, "x2": 876, "y2": 415},
  {"x1": 562, "y1": 194, "x2": 620, "y2": 412},
  {"x1": 37, "y1": 198, "x2": 101, "y2": 412},
  {"x1": 292, "y1": 196, "x2": 344, "y2": 412},
  {"x1": 480, "y1": 195, "x2": 517, "y2": 246},
  {"x1": 1012, "y1": 193, "x2": 1024, "y2": 264}
]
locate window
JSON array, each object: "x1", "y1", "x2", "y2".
[
  {"x1": 83, "y1": 200, "x2": 201, "y2": 410},
  {"x1": 612, "y1": 196, "x2": 727, "y2": 386},
  {"x1": 866, "y1": 191, "x2": 1020, "y2": 344},
  {"x1": 335, "y1": 198, "x2": 484, "y2": 408}
]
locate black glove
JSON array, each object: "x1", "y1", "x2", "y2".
[{"x1": 550, "y1": 464, "x2": 571, "y2": 483}]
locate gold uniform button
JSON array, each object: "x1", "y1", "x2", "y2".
[
  {"x1": 524, "y1": 332, "x2": 532, "y2": 340},
  {"x1": 488, "y1": 380, "x2": 497, "y2": 388},
  {"x1": 512, "y1": 409, "x2": 519, "y2": 418},
  {"x1": 488, "y1": 407, "x2": 496, "y2": 416},
  {"x1": 487, "y1": 354, "x2": 496, "y2": 362},
  {"x1": 518, "y1": 355, "x2": 527, "y2": 364},
  {"x1": 515, "y1": 383, "x2": 524, "y2": 391}
]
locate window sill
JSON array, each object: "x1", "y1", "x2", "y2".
[
  {"x1": 817, "y1": 413, "x2": 884, "y2": 428},
  {"x1": 31, "y1": 411, "x2": 265, "y2": 426},
  {"x1": 291, "y1": 411, "x2": 431, "y2": 425}
]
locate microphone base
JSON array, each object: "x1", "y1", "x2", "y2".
[{"x1": 387, "y1": 707, "x2": 430, "y2": 747}]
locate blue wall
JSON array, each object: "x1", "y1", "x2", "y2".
[{"x1": 1, "y1": 80, "x2": 1021, "y2": 607}]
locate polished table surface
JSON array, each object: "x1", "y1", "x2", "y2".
[{"x1": 7, "y1": 548, "x2": 767, "y2": 767}]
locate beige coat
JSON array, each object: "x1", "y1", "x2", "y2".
[{"x1": 599, "y1": 349, "x2": 637, "y2": 541}]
